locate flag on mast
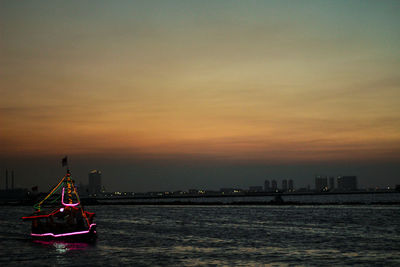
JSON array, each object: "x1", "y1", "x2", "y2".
[{"x1": 62, "y1": 156, "x2": 68, "y2": 167}]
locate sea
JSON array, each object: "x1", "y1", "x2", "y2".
[{"x1": 1, "y1": 204, "x2": 400, "y2": 266}]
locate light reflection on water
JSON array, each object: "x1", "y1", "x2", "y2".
[
  {"x1": 0, "y1": 205, "x2": 400, "y2": 266},
  {"x1": 33, "y1": 240, "x2": 91, "y2": 254}
]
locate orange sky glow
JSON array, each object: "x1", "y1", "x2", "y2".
[{"x1": 1, "y1": 1, "x2": 400, "y2": 165}]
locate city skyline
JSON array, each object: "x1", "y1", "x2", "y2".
[
  {"x1": 1, "y1": 1, "x2": 399, "y2": 191},
  {"x1": 1, "y1": 164, "x2": 397, "y2": 194}
]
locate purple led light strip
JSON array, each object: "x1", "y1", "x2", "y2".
[
  {"x1": 61, "y1": 187, "x2": 80, "y2": 207},
  {"x1": 30, "y1": 223, "x2": 96, "y2": 237}
]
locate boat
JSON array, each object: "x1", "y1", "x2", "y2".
[{"x1": 22, "y1": 159, "x2": 96, "y2": 241}]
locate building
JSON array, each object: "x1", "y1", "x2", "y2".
[
  {"x1": 271, "y1": 180, "x2": 278, "y2": 192},
  {"x1": 220, "y1": 188, "x2": 234, "y2": 194},
  {"x1": 315, "y1": 176, "x2": 328, "y2": 191},
  {"x1": 249, "y1": 186, "x2": 263, "y2": 192},
  {"x1": 264, "y1": 180, "x2": 270, "y2": 192},
  {"x1": 11, "y1": 170, "x2": 14, "y2": 191},
  {"x1": 337, "y1": 176, "x2": 357, "y2": 191},
  {"x1": 288, "y1": 179, "x2": 294, "y2": 192},
  {"x1": 282, "y1": 180, "x2": 288, "y2": 192},
  {"x1": 329, "y1": 176, "x2": 335, "y2": 190},
  {"x1": 188, "y1": 189, "x2": 198, "y2": 195},
  {"x1": 88, "y1": 170, "x2": 102, "y2": 195},
  {"x1": 5, "y1": 169, "x2": 8, "y2": 191},
  {"x1": 220, "y1": 188, "x2": 243, "y2": 194}
]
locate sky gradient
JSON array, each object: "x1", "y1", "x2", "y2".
[{"x1": 1, "y1": 1, "x2": 399, "y2": 191}]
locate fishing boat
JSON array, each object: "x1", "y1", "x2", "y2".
[{"x1": 22, "y1": 158, "x2": 96, "y2": 241}]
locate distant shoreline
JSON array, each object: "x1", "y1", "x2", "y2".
[
  {"x1": 86, "y1": 201, "x2": 400, "y2": 206},
  {"x1": 95, "y1": 190, "x2": 399, "y2": 200},
  {"x1": 1, "y1": 191, "x2": 399, "y2": 206}
]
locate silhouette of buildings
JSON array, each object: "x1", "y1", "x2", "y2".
[
  {"x1": 329, "y1": 176, "x2": 335, "y2": 190},
  {"x1": 337, "y1": 176, "x2": 357, "y2": 191},
  {"x1": 264, "y1": 180, "x2": 270, "y2": 192},
  {"x1": 288, "y1": 179, "x2": 294, "y2": 192},
  {"x1": 88, "y1": 170, "x2": 102, "y2": 195},
  {"x1": 282, "y1": 179, "x2": 288, "y2": 192},
  {"x1": 188, "y1": 189, "x2": 198, "y2": 194},
  {"x1": 220, "y1": 188, "x2": 242, "y2": 194},
  {"x1": 315, "y1": 176, "x2": 328, "y2": 191},
  {"x1": 271, "y1": 180, "x2": 278, "y2": 191},
  {"x1": 249, "y1": 186, "x2": 263, "y2": 192},
  {"x1": 5, "y1": 169, "x2": 8, "y2": 191}
]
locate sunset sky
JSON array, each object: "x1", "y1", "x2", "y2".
[{"x1": 1, "y1": 1, "x2": 399, "y2": 191}]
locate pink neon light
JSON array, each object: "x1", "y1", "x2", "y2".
[
  {"x1": 30, "y1": 224, "x2": 96, "y2": 238},
  {"x1": 62, "y1": 187, "x2": 80, "y2": 207}
]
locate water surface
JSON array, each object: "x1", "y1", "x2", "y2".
[{"x1": 1, "y1": 205, "x2": 399, "y2": 266}]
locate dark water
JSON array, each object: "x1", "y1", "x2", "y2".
[{"x1": 1, "y1": 205, "x2": 400, "y2": 266}]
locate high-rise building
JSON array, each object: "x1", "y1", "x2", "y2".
[
  {"x1": 11, "y1": 170, "x2": 14, "y2": 191},
  {"x1": 288, "y1": 179, "x2": 294, "y2": 192},
  {"x1": 315, "y1": 176, "x2": 328, "y2": 191},
  {"x1": 271, "y1": 180, "x2": 278, "y2": 191},
  {"x1": 264, "y1": 180, "x2": 270, "y2": 192},
  {"x1": 5, "y1": 169, "x2": 8, "y2": 191},
  {"x1": 329, "y1": 176, "x2": 335, "y2": 190},
  {"x1": 88, "y1": 170, "x2": 102, "y2": 195},
  {"x1": 282, "y1": 179, "x2": 288, "y2": 192},
  {"x1": 337, "y1": 176, "x2": 357, "y2": 191}
]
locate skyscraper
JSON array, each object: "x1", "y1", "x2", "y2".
[
  {"x1": 264, "y1": 180, "x2": 270, "y2": 192},
  {"x1": 315, "y1": 176, "x2": 328, "y2": 191},
  {"x1": 337, "y1": 176, "x2": 357, "y2": 191},
  {"x1": 5, "y1": 169, "x2": 8, "y2": 191},
  {"x1": 271, "y1": 180, "x2": 278, "y2": 192},
  {"x1": 288, "y1": 179, "x2": 294, "y2": 192},
  {"x1": 88, "y1": 170, "x2": 102, "y2": 195},
  {"x1": 329, "y1": 176, "x2": 335, "y2": 190},
  {"x1": 11, "y1": 170, "x2": 14, "y2": 191},
  {"x1": 282, "y1": 179, "x2": 288, "y2": 192}
]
